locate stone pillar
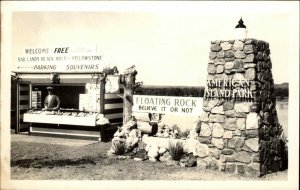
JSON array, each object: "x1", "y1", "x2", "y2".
[
  {"x1": 198, "y1": 39, "x2": 286, "y2": 176},
  {"x1": 122, "y1": 66, "x2": 137, "y2": 124}
]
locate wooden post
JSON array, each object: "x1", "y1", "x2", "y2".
[{"x1": 122, "y1": 66, "x2": 137, "y2": 125}]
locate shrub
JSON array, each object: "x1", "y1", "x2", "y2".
[
  {"x1": 168, "y1": 141, "x2": 184, "y2": 161},
  {"x1": 180, "y1": 130, "x2": 190, "y2": 139},
  {"x1": 111, "y1": 140, "x2": 126, "y2": 155}
]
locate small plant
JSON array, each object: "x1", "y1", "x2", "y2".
[
  {"x1": 111, "y1": 140, "x2": 126, "y2": 155},
  {"x1": 180, "y1": 130, "x2": 190, "y2": 139},
  {"x1": 168, "y1": 141, "x2": 184, "y2": 161}
]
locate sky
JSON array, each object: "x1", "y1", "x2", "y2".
[{"x1": 8, "y1": 1, "x2": 299, "y2": 86}]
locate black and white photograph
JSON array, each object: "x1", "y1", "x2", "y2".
[{"x1": 1, "y1": 1, "x2": 299, "y2": 190}]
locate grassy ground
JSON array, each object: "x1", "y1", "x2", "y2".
[{"x1": 10, "y1": 134, "x2": 287, "y2": 180}]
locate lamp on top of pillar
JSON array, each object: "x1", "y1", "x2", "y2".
[{"x1": 234, "y1": 17, "x2": 248, "y2": 40}]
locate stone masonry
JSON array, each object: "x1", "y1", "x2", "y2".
[{"x1": 198, "y1": 39, "x2": 286, "y2": 176}]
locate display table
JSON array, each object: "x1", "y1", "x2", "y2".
[
  {"x1": 23, "y1": 111, "x2": 111, "y2": 141},
  {"x1": 24, "y1": 113, "x2": 97, "y2": 126}
]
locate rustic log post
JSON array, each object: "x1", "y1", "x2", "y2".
[{"x1": 122, "y1": 66, "x2": 137, "y2": 125}]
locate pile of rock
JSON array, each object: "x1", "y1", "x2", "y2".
[
  {"x1": 108, "y1": 118, "x2": 142, "y2": 154},
  {"x1": 155, "y1": 124, "x2": 179, "y2": 138}
]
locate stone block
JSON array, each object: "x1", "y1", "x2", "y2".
[
  {"x1": 207, "y1": 158, "x2": 221, "y2": 170},
  {"x1": 224, "y1": 118, "x2": 237, "y2": 130},
  {"x1": 233, "y1": 59, "x2": 244, "y2": 69},
  {"x1": 244, "y1": 54, "x2": 255, "y2": 63},
  {"x1": 208, "y1": 64, "x2": 216, "y2": 74},
  {"x1": 246, "y1": 113, "x2": 259, "y2": 129},
  {"x1": 225, "y1": 57, "x2": 235, "y2": 62},
  {"x1": 209, "y1": 114, "x2": 225, "y2": 123},
  {"x1": 224, "y1": 61, "x2": 234, "y2": 70},
  {"x1": 245, "y1": 68, "x2": 256, "y2": 80},
  {"x1": 216, "y1": 65, "x2": 225, "y2": 74},
  {"x1": 233, "y1": 129, "x2": 242, "y2": 136},
  {"x1": 252, "y1": 153, "x2": 260, "y2": 162},
  {"x1": 195, "y1": 143, "x2": 210, "y2": 158},
  {"x1": 245, "y1": 138, "x2": 259, "y2": 152},
  {"x1": 211, "y1": 105, "x2": 224, "y2": 114},
  {"x1": 211, "y1": 44, "x2": 222, "y2": 52},
  {"x1": 236, "y1": 118, "x2": 246, "y2": 130},
  {"x1": 196, "y1": 158, "x2": 208, "y2": 169},
  {"x1": 212, "y1": 123, "x2": 224, "y2": 138},
  {"x1": 220, "y1": 154, "x2": 235, "y2": 163},
  {"x1": 233, "y1": 40, "x2": 244, "y2": 51},
  {"x1": 212, "y1": 138, "x2": 224, "y2": 149},
  {"x1": 234, "y1": 51, "x2": 247, "y2": 59},
  {"x1": 234, "y1": 102, "x2": 251, "y2": 113},
  {"x1": 244, "y1": 63, "x2": 256, "y2": 69},
  {"x1": 208, "y1": 99, "x2": 219, "y2": 109},
  {"x1": 233, "y1": 151, "x2": 251, "y2": 163},
  {"x1": 221, "y1": 42, "x2": 232, "y2": 50},
  {"x1": 199, "y1": 123, "x2": 212, "y2": 137},
  {"x1": 209, "y1": 52, "x2": 217, "y2": 59},
  {"x1": 223, "y1": 131, "x2": 233, "y2": 139},
  {"x1": 214, "y1": 59, "x2": 225, "y2": 66},
  {"x1": 245, "y1": 163, "x2": 260, "y2": 176},
  {"x1": 199, "y1": 112, "x2": 209, "y2": 122},
  {"x1": 217, "y1": 51, "x2": 225, "y2": 58},
  {"x1": 244, "y1": 45, "x2": 254, "y2": 54},
  {"x1": 197, "y1": 136, "x2": 211, "y2": 144},
  {"x1": 209, "y1": 148, "x2": 221, "y2": 159},
  {"x1": 223, "y1": 101, "x2": 234, "y2": 111},
  {"x1": 228, "y1": 137, "x2": 245, "y2": 149},
  {"x1": 221, "y1": 148, "x2": 235, "y2": 155},
  {"x1": 224, "y1": 110, "x2": 235, "y2": 117},
  {"x1": 236, "y1": 164, "x2": 246, "y2": 174},
  {"x1": 225, "y1": 163, "x2": 236, "y2": 173}
]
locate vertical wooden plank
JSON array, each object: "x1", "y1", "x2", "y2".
[
  {"x1": 16, "y1": 81, "x2": 20, "y2": 133},
  {"x1": 99, "y1": 79, "x2": 105, "y2": 114}
]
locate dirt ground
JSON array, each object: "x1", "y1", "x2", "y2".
[{"x1": 10, "y1": 134, "x2": 287, "y2": 180}]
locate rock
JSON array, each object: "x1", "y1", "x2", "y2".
[
  {"x1": 160, "y1": 152, "x2": 172, "y2": 162},
  {"x1": 236, "y1": 164, "x2": 246, "y2": 174},
  {"x1": 245, "y1": 68, "x2": 256, "y2": 80},
  {"x1": 196, "y1": 158, "x2": 208, "y2": 169},
  {"x1": 233, "y1": 59, "x2": 244, "y2": 69},
  {"x1": 199, "y1": 112, "x2": 209, "y2": 122},
  {"x1": 217, "y1": 51, "x2": 225, "y2": 58},
  {"x1": 183, "y1": 138, "x2": 198, "y2": 154},
  {"x1": 243, "y1": 129, "x2": 259, "y2": 139},
  {"x1": 209, "y1": 52, "x2": 217, "y2": 59},
  {"x1": 233, "y1": 40, "x2": 244, "y2": 50},
  {"x1": 233, "y1": 151, "x2": 251, "y2": 163},
  {"x1": 244, "y1": 63, "x2": 256, "y2": 69},
  {"x1": 244, "y1": 45, "x2": 254, "y2": 54},
  {"x1": 233, "y1": 129, "x2": 242, "y2": 136},
  {"x1": 221, "y1": 42, "x2": 232, "y2": 50},
  {"x1": 234, "y1": 51, "x2": 247, "y2": 59},
  {"x1": 245, "y1": 138, "x2": 259, "y2": 152},
  {"x1": 224, "y1": 118, "x2": 237, "y2": 131},
  {"x1": 185, "y1": 157, "x2": 197, "y2": 167},
  {"x1": 225, "y1": 163, "x2": 236, "y2": 173},
  {"x1": 209, "y1": 114, "x2": 225, "y2": 123},
  {"x1": 133, "y1": 157, "x2": 143, "y2": 161},
  {"x1": 223, "y1": 101, "x2": 234, "y2": 111},
  {"x1": 228, "y1": 137, "x2": 245, "y2": 149},
  {"x1": 225, "y1": 57, "x2": 235, "y2": 62},
  {"x1": 245, "y1": 163, "x2": 260, "y2": 176},
  {"x1": 209, "y1": 148, "x2": 220, "y2": 159},
  {"x1": 212, "y1": 138, "x2": 224, "y2": 149},
  {"x1": 195, "y1": 143, "x2": 210, "y2": 158},
  {"x1": 245, "y1": 39, "x2": 254, "y2": 45},
  {"x1": 158, "y1": 147, "x2": 167, "y2": 155},
  {"x1": 207, "y1": 158, "x2": 221, "y2": 170},
  {"x1": 208, "y1": 64, "x2": 216, "y2": 74},
  {"x1": 212, "y1": 123, "x2": 224, "y2": 138},
  {"x1": 147, "y1": 146, "x2": 159, "y2": 161},
  {"x1": 214, "y1": 59, "x2": 225, "y2": 66},
  {"x1": 232, "y1": 73, "x2": 246, "y2": 81},
  {"x1": 221, "y1": 148, "x2": 235, "y2": 155},
  {"x1": 252, "y1": 153, "x2": 260, "y2": 162},
  {"x1": 211, "y1": 44, "x2": 222, "y2": 52},
  {"x1": 220, "y1": 154, "x2": 235, "y2": 163},
  {"x1": 211, "y1": 105, "x2": 224, "y2": 114},
  {"x1": 223, "y1": 131, "x2": 233, "y2": 139},
  {"x1": 246, "y1": 113, "x2": 259, "y2": 129},
  {"x1": 198, "y1": 122, "x2": 211, "y2": 137},
  {"x1": 216, "y1": 65, "x2": 224, "y2": 74},
  {"x1": 224, "y1": 62, "x2": 234, "y2": 70},
  {"x1": 244, "y1": 54, "x2": 255, "y2": 63},
  {"x1": 207, "y1": 99, "x2": 219, "y2": 110},
  {"x1": 197, "y1": 136, "x2": 211, "y2": 144},
  {"x1": 234, "y1": 102, "x2": 251, "y2": 113},
  {"x1": 117, "y1": 155, "x2": 127, "y2": 160},
  {"x1": 236, "y1": 118, "x2": 246, "y2": 130}
]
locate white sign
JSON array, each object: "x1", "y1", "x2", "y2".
[
  {"x1": 105, "y1": 75, "x2": 120, "y2": 94},
  {"x1": 132, "y1": 95, "x2": 203, "y2": 115},
  {"x1": 79, "y1": 94, "x2": 97, "y2": 112},
  {"x1": 15, "y1": 45, "x2": 104, "y2": 73}
]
